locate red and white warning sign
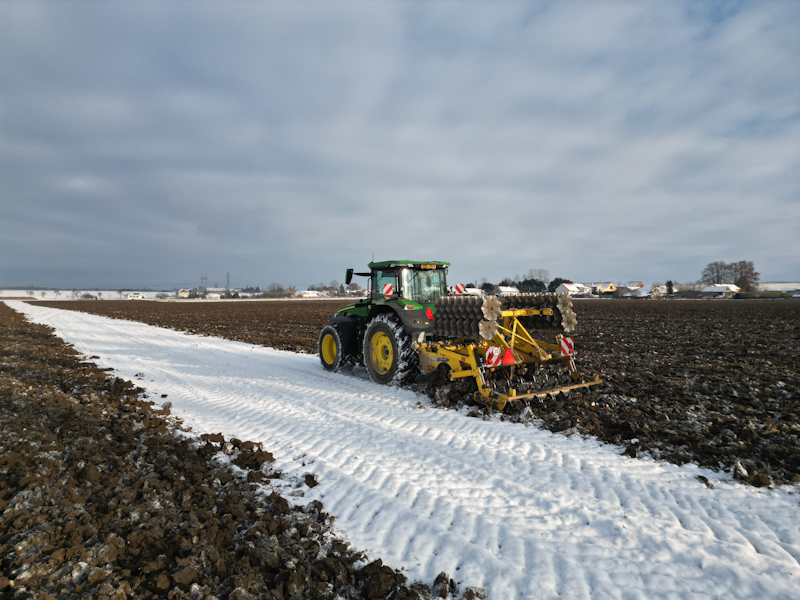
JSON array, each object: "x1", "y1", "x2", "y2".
[
  {"x1": 485, "y1": 346, "x2": 502, "y2": 367},
  {"x1": 382, "y1": 283, "x2": 394, "y2": 296},
  {"x1": 560, "y1": 337, "x2": 574, "y2": 356},
  {"x1": 454, "y1": 283, "x2": 466, "y2": 295}
]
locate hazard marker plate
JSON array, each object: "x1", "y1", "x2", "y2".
[
  {"x1": 382, "y1": 283, "x2": 394, "y2": 296},
  {"x1": 560, "y1": 337, "x2": 574, "y2": 356},
  {"x1": 454, "y1": 283, "x2": 465, "y2": 295},
  {"x1": 485, "y1": 346, "x2": 502, "y2": 367}
]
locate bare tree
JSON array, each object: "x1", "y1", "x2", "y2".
[
  {"x1": 526, "y1": 269, "x2": 550, "y2": 284},
  {"x1": 730, "y1": 260, "x2": 760, "y2": 292},
  {"x1": 71, "y1": 289, "x2": 80, "y2": 300},
  {"x1": 54, "y1": 290, "x2": 61, "y2": 299},
  {"x1": 700, "y1": 261, "x2": 733, "y2": 285},
  {"x1": 118, "y1": 290, "x2": 124, "y2": 299},
  {"x1": 40, "y1": 291, "x2": 46, "y2": 299},
  {"x1": 27, "y1": 290, "x2": 34, "y2": 298},
  {"x1": 701, "y1": 260, "x2": 759, "y2": 291}
]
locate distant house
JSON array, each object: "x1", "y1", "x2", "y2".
[
  {"x1": 127, "y1": 292, "x2": 146, "y2": 300},
  {"x1": 622, "y1": 281, "x2": 643, "y2": 289},
  {"x1": 588, "y1": 282, "x2": 617, "y2": 295},
  {"x1": 623, "y1": 285, "x2": 666, "y2": 299},
  {"x1": 758, "y1": 282, "x2": 800, "y2": 293},
  {"x1": 496, "y1": 285, "x2": 520, "y2": 296},
  {"x1": 701, "y1": 284, "x2": 740, "y2": 298},
  {"x1": 555, "y1": 282, "x2": 588, "y2": 296},
  {"x1": 298, "y1": 290, "x2": 329, "y2": 298},
  {"x1": 177, "y1": 289, "x2": 191, "y2": 298},
  {"x1": 206, "y1": 293, "x2": 222, "y2": 299}
]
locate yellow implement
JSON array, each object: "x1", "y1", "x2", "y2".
[{"x1": 417, "y1": 307, "x2": 602, "y2": 410}]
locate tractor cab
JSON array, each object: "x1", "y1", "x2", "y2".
[
  {"x1": 345, "y1": 261, "x2": 450, "y2": 307},
  {"x1": 360, "y1": 261, "x2": 449, "y2": 306}
]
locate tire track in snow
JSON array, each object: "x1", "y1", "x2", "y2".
[{"x1": 10, "y1": 301, "x2": 800, "y2": 600}]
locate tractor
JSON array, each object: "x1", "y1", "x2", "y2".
[{"x1": 318, "y1": 260, "x2": 601, "y2": 410}]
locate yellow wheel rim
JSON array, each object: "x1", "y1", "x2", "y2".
[
  {"x1": 321, "y1": 334, "x2": 337, "y2": 365},
  {"x1": 370, "y1": 331, "x2": 393, "y2": 375}
]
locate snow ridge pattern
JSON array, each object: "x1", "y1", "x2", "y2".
[{"x1": 10, "y1": 301, "x2": 800, "y2": 600}]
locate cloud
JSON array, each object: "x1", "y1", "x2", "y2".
[{"x1": 1, "y1": 0, "x2": 797, "y2": 289}]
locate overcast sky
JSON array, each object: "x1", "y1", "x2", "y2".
[{"x1": 2, "y1": 0, "x2": 798, "y2": 290}]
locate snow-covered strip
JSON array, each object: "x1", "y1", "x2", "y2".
[{"x1": 9, "y1": 300, "x2": 800, "y2": 600}]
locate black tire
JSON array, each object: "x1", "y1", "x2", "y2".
[
  {"x1": 319, "y1": 324, "x2": 354, "y2": 372},
  {"x1": 364, "y1": 313, "x2": 418, "y2": 385}
]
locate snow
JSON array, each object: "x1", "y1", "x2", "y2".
[
  {"x1": 8, "y1": 300, "x2": 800, "y2": 599},
  {"x1": 0, "y1": 289, "x2": 144, "y2": 300}
]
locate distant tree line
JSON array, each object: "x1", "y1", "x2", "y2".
[
  {"x1": 469, "y1": 260, "x2": 762, "y2": 297},
  {"x1": 700, "y1": 260, "x2": 760, "y2": 292}
]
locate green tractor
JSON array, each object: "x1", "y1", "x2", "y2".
[
  {"x1": 319, "y1": 260, "x2": 601, "y2": 410},
  {"x1": 318, "y1": 260, "x2": 448, "y2": 385}
]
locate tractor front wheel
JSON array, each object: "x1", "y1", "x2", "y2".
[{"x1": 364, "y1": 313, "x2": 417, "y2": 385}]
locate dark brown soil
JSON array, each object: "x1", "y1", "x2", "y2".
[
  {"x1": 0, "y1": 303, "x2": 432, "y2": 600},
  {"x1": 574, "y1": 300, "x2": 800, "y2": 486},
  {"x1": 28, "y1": 298, "x2": 800, "y2": 486}
]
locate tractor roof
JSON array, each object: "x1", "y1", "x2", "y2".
[{"x1": 368, "y1": 260, "x2": 450, "y2": 270}]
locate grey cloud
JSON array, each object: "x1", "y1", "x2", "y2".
[{"x1": 1, "y1": 1, "x2": 797, "y2": 290}]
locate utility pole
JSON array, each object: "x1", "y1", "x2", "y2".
[{"x1": 226, "y1": 271, "x2": 230, "y2": 291}]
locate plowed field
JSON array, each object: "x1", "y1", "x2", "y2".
[
  {"x1": 30, "y1": 299, "x2": 800, "y2": 486},
  {"x1": 0, "y1": 302, "x2": 425, "y2": 600}
]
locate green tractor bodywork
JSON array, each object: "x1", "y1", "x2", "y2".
[
  {"x1": 319, "y1": 260, "x2": 602, "y2": 410},
  {"x1": 319, "y1": 261, "x2": 449, "y2": 385}
]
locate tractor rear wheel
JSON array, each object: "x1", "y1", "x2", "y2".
[
  {"x1": 319, "y1": 324, "x2": 354, "y2": 372},
  {"x1": 364, "y1": 313, "x2": 417, "y2": 385}
]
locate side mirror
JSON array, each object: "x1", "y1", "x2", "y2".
[{"x1": 345, "y1": 268, "x2": 353, "y2": 285}]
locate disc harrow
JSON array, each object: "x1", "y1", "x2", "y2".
[{"x1": 418, "y1": 292, "x2": 599, "y2": 410}]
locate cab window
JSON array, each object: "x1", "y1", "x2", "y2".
[
  {"x1": 400, "y1": 268, "x2": 446, "y2": 304},
  {"x1": 372, "y1": 270, "x2": 397, "y2": 300}
]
